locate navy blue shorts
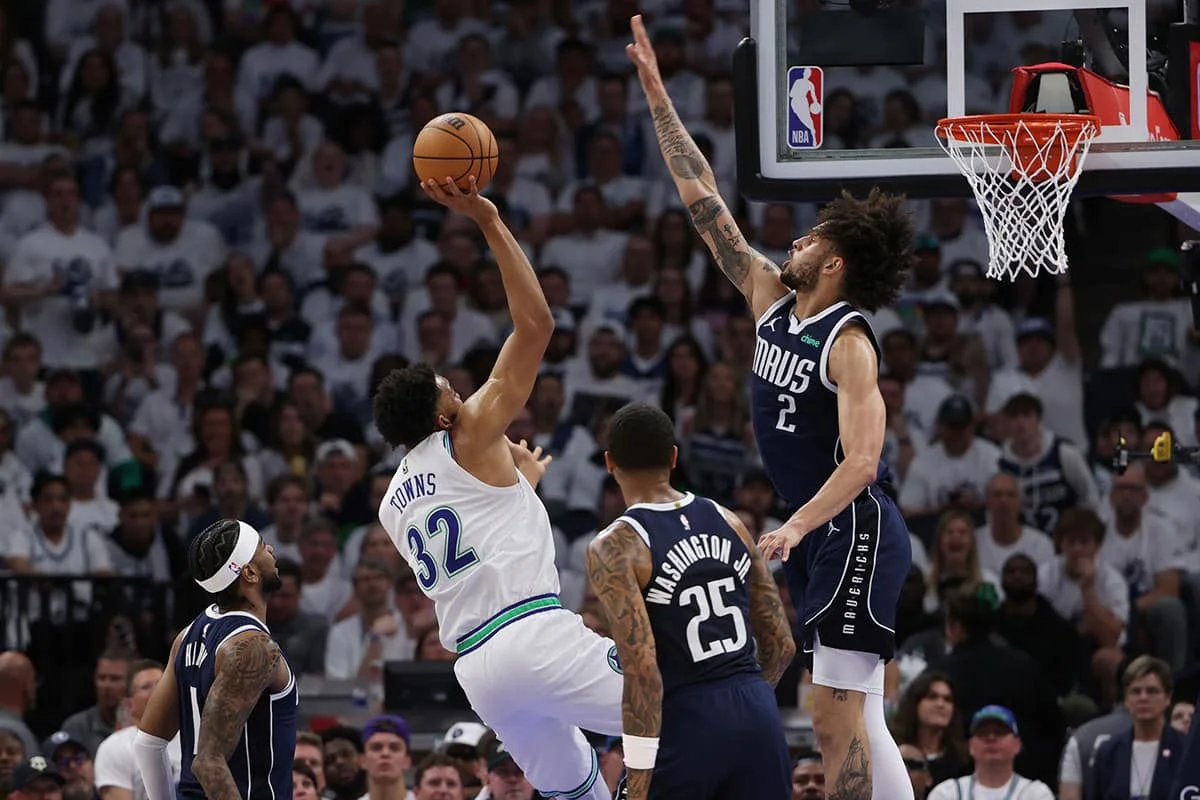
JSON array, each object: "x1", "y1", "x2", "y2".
[
  {"x1": 784, "y1": 484, "x2": 911, "y2": 661},
  {"x1": 647, "y1": 674, "x2": 791, "y2": 800}
]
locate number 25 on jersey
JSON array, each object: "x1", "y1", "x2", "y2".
[
  {"x1": 681, "y1": 578, "x2": 748, "y2": 663},
  {"x1": 406, "y1": 506, "x2": 479, "y2": 590}
]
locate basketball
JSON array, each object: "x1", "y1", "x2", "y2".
[{"x1": 412, "y1": 113, "x2": 498, "y2": 193}]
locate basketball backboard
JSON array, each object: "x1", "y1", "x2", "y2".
[{"x1": 734, "y1": 0, "x2": 1200, "y2": 225}]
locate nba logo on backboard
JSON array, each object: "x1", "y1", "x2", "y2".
[{"x1": 786, "y1": 66, "x2": 824, "y2": 149}]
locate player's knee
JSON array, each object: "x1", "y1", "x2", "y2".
[{"x1": 811, "y1": 685, "x2": 866, "y2": 746}]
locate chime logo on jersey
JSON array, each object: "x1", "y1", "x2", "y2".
[{"x1": 786, "y1": 66, "x2": 824, "y2": 149}]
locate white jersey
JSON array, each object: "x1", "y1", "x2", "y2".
[{"x1": 378, "y1": 430, "x2": 560, "y2": 653}]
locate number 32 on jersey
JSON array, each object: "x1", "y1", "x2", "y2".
[{"x1": 406, "y1": 506, "x2": 479, "y2": 590}]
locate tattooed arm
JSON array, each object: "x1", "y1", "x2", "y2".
[
  {"x1": 625, "y1": 14, "x2": 787, "y2": 319},
  {"x1": 191, "y1": 632, "x2": 284, "y2": 800},
  {"x1": 586, "y1": 523, "x2": 660, "y2": 800},
  {"x1": 718, "y1": 506, "x2": 796, "y2": 685}
]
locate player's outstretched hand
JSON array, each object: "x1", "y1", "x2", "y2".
[
  {"x1": 419, "y1": 176, "x2": 499, "y2": 223},
  {"x1": 626, "y1": 15, "x2": 664, "y2": 93},
  {"x1": 508, "y1": 438, "x2": 553, "y2": 486},
  {"x1": 757, "y1": 522, "x2": 808, "y2": 562}
]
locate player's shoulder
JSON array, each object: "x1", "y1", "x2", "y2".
[{"x1": 214, "y1": 627, "x2": 281, "y2": 671}]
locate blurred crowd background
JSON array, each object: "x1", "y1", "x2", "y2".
[{"x1": 0, "y1": 0, "x2": 1196, "y2": 798}]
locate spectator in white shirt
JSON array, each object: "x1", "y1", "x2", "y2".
[
  {"x1": 948, "y1": 259, "x2": 1018, "y2": 372},
  {"x1": 3, "y1": 172, "x2": 118, "y2": 372},
  {"x1": 1099, "y1": 463, "x2": 1189, "y2": 671},
  {"x1": 1038, "y1": 509, "x2": 1130, "y2": 709},
  {"x1": 0, "y1": 333, "x2": 46, "y2": 429},
  {"x1": 1099, "y1": 248, "x2": 1195, "y2": 378},
  {"x1": 1138, "y1": 421, "x2": 1200, "y2": 571},
  {"x1": 64, "y1": 439, "x2": 119, "y2": 540},
  {"x1": 988, "y1": 284, "x2": 1086, "y2": 447},
  {"x1": 974, "y1": 472, "x2": 1056, "y2": 577},
  {"x1": 4, "y1": 473, "x2": 114, "y2": 580},
  {"x1": 880, "y1": 328, "x2": 953, "y2": 448},
  {"x1": 113, "y1": 185, "x2": 226, "y2": 320},
  {"x1": 92, "y1": 659, "x2": 181, "y2": 800},
  {"x1": 562, "y1": 322, "x2": 648, "y2": 425},
  {"x1": 325, "y1": 558, "x2": 413, "y2": 686},
  {"x1": 556, "y1": 131, "x2": 646, "y2": 231},
  {"x1": 1134, "y1": 358, "x2": 1199, "y2": 447},
  {"x1": 236, "y1": 5, "x2": 318, "y2": 104},
  {"x1": 898, "y1": 394, "x2": 1000, "y2": 518},
  {"x1": 928, "y1": 706, "x2": 1054, "y2": 800},
  {"x1": 541, "y1": 186, "x2": 629, "y2": 307},
  {"x1": 401, "y1": 264, "x2": 497, "y2": 365},
  {"x1": 584, "y1": 235, "x2": 655, "y2": 330},
  {"x1": 433, "y1": 34, "x2": 519, "y2": 137},
  {"x1": 297, "y1": 516, "x2": 352, "y2": 621},
  {"x1": 925, "y1": 509, "x2": 1003, "y2": 612}
]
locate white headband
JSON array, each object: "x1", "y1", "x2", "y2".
[{"x1": 196, "y1": 521, "x2": 261, "y2": 594}]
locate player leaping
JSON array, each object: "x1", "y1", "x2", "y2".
[
  {"x1": 373, "y1": 177, "x2": 621, "y2": 800},
  {"x1": 587, "y1": 402, "x2": 796, "y2": 800},
  {"x1": 628, "y1": 14, "x2": 916, "y2": 800}
]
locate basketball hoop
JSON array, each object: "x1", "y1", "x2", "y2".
[{"x1": 935, "y1": 113, "x2": 1102, "y2": 281}]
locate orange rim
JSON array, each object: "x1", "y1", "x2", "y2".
[
  {"x1": 935, "y1": 113, "x2": 1102, "y2": 142},
  {"x1": 936, "y1": 113, "x2": 1102, "y2": 181}
]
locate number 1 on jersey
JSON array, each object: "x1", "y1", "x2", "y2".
[{"x1": 406, "y1": 506, "x2": 479, "y2": 590}]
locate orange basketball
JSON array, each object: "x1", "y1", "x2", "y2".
[{"x1": 412, "y1": 112, "x2": 499, "y2": 193}]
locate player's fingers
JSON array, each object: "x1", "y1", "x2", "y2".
[
  {"x1": 467, "y1": 174, "x2": 479, "y2": 195},
  {"x1": 531, "y1": 445, "x2": 544, "y2": 459},
  {"x1": 518, "y1": 439, "x2": 528, "y2": 449},
  {"x1": 631, "y1": 14, "x2": 647, "y2": 46},
  {"x1": 781, "y1": 542, "x2": 792, "y2": 562},
  {"x1": 442, "y1": 177, "x2": 463, "y2": 196},
  {"x1": 540, "y1": 454, "x2": 553, "y2": 466}
]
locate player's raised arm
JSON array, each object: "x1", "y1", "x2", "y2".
[
  {"x1": 133, "y1": 631, "x2": 184, "y2": 800},
  {"x1": 626, "y1": 15, "x2": 786, "y2": 320},
  {"x1": 718, "y1": 507, "x2": 796, "y2": 685},
  {"x1": 420, "y1": 177, "x2": 555, "y2": 446},
  {"x1": 586, "y1": 522, "x2": 661, "y2": 800},
  {"x1": 190, "y1": 632, "x2": 283, "y2": 800},
  {"x1": 759, "y1": 326, "x2": 886, "y2": 560}
]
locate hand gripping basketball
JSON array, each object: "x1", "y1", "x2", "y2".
[{"x1": 418, "y1": 176, "x2": 498, "y2": 223}]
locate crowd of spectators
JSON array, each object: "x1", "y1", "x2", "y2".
[{"x1": 0, "y1": 0, "x2": 1197, "y2": 798}]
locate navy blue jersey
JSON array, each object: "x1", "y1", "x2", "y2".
[
  {"x1": 175, "y1": 606, "x2": 298, "y2": 800},
  {"x1": 750, "y1": 296, "x2": 892, "y2": 508},
  {"x1": 618, "y1": 493, "x2": 760, "y2": 694},
  {"x1": 998, "y1": 439, "x2": 1080, "y2": 533}
]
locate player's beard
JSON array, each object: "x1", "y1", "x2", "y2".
[
  {"x1": 779, "y1": 257, "x2": 819, "y2": 293},
  {"x1": 261, "y1": 569, "x2": 284, "y2": 594}
]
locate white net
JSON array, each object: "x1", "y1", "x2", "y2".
[{"x1": 934, "y1": 114, "x2": 1101, "y2": 281}]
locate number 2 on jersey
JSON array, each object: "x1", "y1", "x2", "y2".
[
  {"x1": 406, "y1": 507, "x2": 479, "y2": 590},
  {"x1": 680, "y1": 578, "x2": 748, "y2": 663},
  {"x1": 776, "y1": 393, "x2": 797, "y2": 432}
]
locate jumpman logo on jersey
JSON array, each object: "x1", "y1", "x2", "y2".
[
  {"x1": 764, "y1": 318, "x2": 780, "y2": 332},
  {"x1": 827, "y1": 521, "x2": 839, "y2": 537}
]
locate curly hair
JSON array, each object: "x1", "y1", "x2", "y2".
[
  {"x1": 188, "y1": 519, "x2": 244, "y2": 608},
  {"x1": 816, "y1": 188, "x2": 915, "y2": 311},
  {"x1": 372, "y1": 363, "x2": 441, "y2": 450}
]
